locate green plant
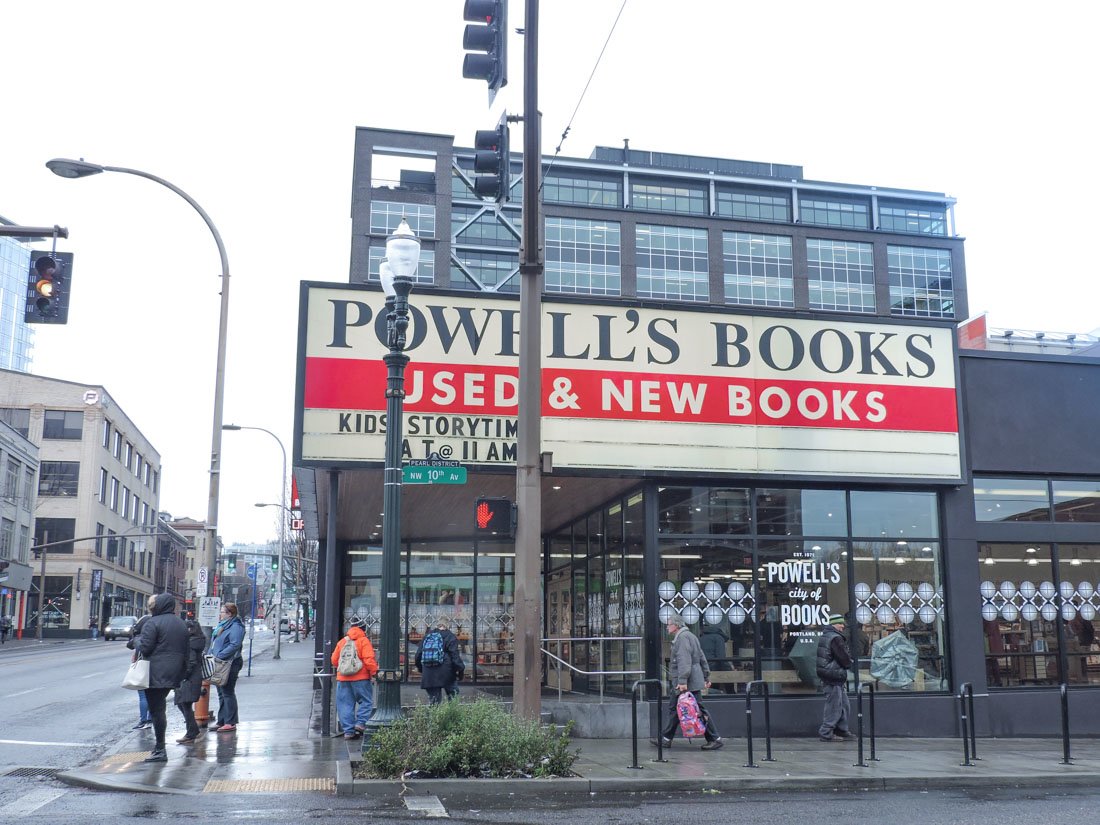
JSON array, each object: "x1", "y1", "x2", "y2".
[{"x1": 358, "y1": 698, "x2": 579, "y2": 779}]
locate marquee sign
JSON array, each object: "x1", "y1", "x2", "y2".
[{"x1": 295, "y1": 284, "x2": 961, "y2": 480}]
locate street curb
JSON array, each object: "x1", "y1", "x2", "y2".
[
  {"x1": 336, "y1": 759, "x2": 353, "y2": 796},
  {"x1": 56, "y1": 769, "x2": 192, "y2": 795}
]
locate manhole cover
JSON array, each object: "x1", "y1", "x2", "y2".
[{"x1": 4, "y1": 767, "x2": 61, "y2": 779}]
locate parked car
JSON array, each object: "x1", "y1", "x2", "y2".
[
  {"x1": 103, "y1": 615, "x2": 139, "y2": 641},
  {"x1": 279, "y1": 618, "x2": 297, "y2": 634}
]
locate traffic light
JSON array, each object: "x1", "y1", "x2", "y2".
[
  {"x1": 25, "y1": 251, "x2": 74, "y2": 324},
  {"x1": 227, "y1": 555, "x2": 237, "y2": 572},
  {"x1": 472, "y1": 114, "x2": 510, "y2": 204},
  {"x1": 271, "y1": 555, "x2": 279, "y2": 571},
  {"x1": 475, "y1": 496, "x2": 515, "y2": 536},
  {"x1": 462, "y1": 0, "x2": 508, "y2": 105}
]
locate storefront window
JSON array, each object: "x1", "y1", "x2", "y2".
[
  {"x1": 1053, "y1": 481, "x2": 1100, "y2": 523},
  {"x1": 475, "y1": 571, "x2": 513, "y2": 682},
  {"x1": 756, "y1": 489, "x2": 847, "y2": 537},
  {"x1": 973, "y1": 478, "x2": 1051, "y2": 522},
  {"x1": 658, "y1": 486, "x2": 750, "y2": 534},
  {"x1": 852, "y1": 541, "x2": 947, "y2": 691},
  {"x1": 980, "y1": 543, "x2": 1060, "y2": 686},
  {"x1": 1055, "y1": 544, "x2": 1100, "y2": 685},
  {"x1": 851, "y1": 490, "x2": 939, "y2": 538}
]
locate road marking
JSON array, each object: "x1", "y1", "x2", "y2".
[
  {"x1": 5, "y1": 788, "x2": 66, "y2": 816},
  {"x1": 1, "y1": 689, "x2": 37, "y2": 698},
  {"x1": 0, "y1": 739, "x2": 98, "y2": 748},
  {"x1": 79, "y1": 669, "x2": 113, "y2": 679},
  {"x1": 404, "y1": 795, "x2": 449, "y2": 818}
]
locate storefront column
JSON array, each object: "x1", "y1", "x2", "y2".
[
  {"x1": 942, "y1": 486, "x2": 990, "y2": 697},
  {"x1": 642, "y1": 484, "x2": 661, "y2": 681}
]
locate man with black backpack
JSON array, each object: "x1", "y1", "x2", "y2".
[{"x1": 415, "y1": 619, "x2": 465, "y2": 704}]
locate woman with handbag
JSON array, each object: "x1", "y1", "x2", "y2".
[
  {"x1": 135, "y1": 593, "x2": 188, "y2": 762},
  {"x1": 174, "y1": 618, "x2": 207, "y2": 744},
  {"x1": 209, "y1": 602, "x2": 246, "y2": 732}
]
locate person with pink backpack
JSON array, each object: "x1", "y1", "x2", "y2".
[{"x1": 651, "y1": 614, "x2": 723, "y2": 750}]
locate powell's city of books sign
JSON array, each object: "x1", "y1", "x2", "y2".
[{"x1": 295, "y1": 283, "x2": 961, "y2": 480}]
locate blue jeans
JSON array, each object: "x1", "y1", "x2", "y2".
[
  {"x1": 336, "y1": 679, "x2": 374, "y2": 731},
  {"x1": 138, "y1": 690, "x2": 152, "y2": 723},
  {"x1": 215, "y1": 657, "x2": 244, "y2": 726}
]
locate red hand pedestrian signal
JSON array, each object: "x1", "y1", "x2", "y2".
[
  {"x1": 476, "y1": 500, "x2": 493, "y2": 530},
  {"x1": 474, "y1": 496, "x2": 513, "y2": 535}
]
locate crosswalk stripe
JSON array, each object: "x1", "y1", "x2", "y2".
[{"x1": 5, "y1": 789, "x2": 66, "y2": 816}]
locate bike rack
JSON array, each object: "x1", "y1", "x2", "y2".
[
  {"x1": 957, "y1": 682, "x2": 979, "y2": 766},
  {"x1": 743, "y1": 679, "x2": 774, "y2": 768},
  {"x1": 629, "y1": 678, "x2": 667, "y2": 768},
  {"x1": 1059, "y1": 683, "x2": 1073, "y2": 765},
  {"x1": 854, "y1": 682, "x2": 879, "y2": 767}
]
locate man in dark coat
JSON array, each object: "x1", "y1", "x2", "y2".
[
  {"x1": 414, "y1": 619, "x2": 465, "y2": 704},
  {"x1": 135, "y1": 593, "x2": 188, "y2": 762},
  {"x1": 816, "y1": 613, "x2": 853, "y2": 742}
]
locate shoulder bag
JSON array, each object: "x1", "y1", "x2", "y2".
[
  {"x1": 208, "y1": 657, "x2": 233, "y2": 686},
  {"x1": 122, "y1": 655, "x2": 151, "y2": 690}
]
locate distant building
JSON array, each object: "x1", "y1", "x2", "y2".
[
  {"x1": 163, "y1": 514, "x2": 217, "y2": 610},
  {"x1": 0, "y1": 370, "x2": 162, "y2": 637},
  {"x1": 0, "y1": 418, "x2": 37, "y2": 633},
  {"x1": 154, "y1": 516, "x2": 189, "y2": 611},
  {"x1": 0, "y1": 215, "x2": 36, "y2": 372}
]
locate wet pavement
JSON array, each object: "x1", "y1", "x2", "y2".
[{"x1": 58, "y1": 639, "x2": 1100, "y2": 797}]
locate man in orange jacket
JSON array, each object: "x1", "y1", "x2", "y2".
[{"x1": 331, "y1": 619, "x2": 379, "y2": 739}]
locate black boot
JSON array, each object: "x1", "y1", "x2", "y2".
[{"x1": 144, "y1": 748, "x2": 167, "y2": 763}]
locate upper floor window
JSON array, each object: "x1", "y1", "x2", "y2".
[
  {"x1": 113, "y1": 431, "x2": 123, "y2": 459},
  {"x1": 0, "y1": 408, "x2": 31, "y2": 438},
  {"x1": 879, "y1": 201, "x2": 947, "y2": 236},
  {"x1": 43, "y1": 410, "x2": 83, "y2": 440},
  {"x1": 3, "y1": 459, "x2": 18, "y2": 503},
  {"x1": 545, "y1": 217, "x2": 622, "y2": 296},
  {"x1": 369, "y1": 201, "x2": 436, "y2": 238},
  {"x1": 366, "y1": 244, "x2": 436, "y2": 286},
  {"x1": 722, "y1": 232, "x2": 794, "y2": 308},
  {"x1": 452, "y1": 206, "x2": 520, "y2": 248},
  {"x1": 22, "y1": 467, "x2": 34, "y2": 510},
  {"x1": 630, "y1": 179, "x2": 708, "y2": 215},
  {"x1": 636, "y1": 225, "x2": 709, "y2": 303},
  {"x1": 888, "y1": 245, "x2": 954, "y2": 318},
  {"x1": 102, "y1": 420, "x2": 111, "y2": 448},
  {"x1": 716, "y1": 186, "x2": 791, "y2": 223},
  {"x1": 110, "y1": 477, "x2": 120, "y2": 512},
  {"x1": 543, "y1": 170, "x2": 623, "y2": 208},
  {"x1": 0, "y1": 519, "x2": 13, "y2": 561},
  {"x1": 800, "y1": 196, "x2": 870, "y2": 229},
  {"x1": 38, "y1": 461, "x2": 80, "y2": 497},
  {"x1": 125, "y1": 442, "x2": 134, "y2": 471},
  {"x1": 35, "y1": 517, "x2": 76, "y2": 554},
  {"x1": 807, "y1": 238, "x2": 875, "y2": 313},
  {"x1": 975, "y1": 477, "x2": 1100, "y2": 524},
  {"x1": 451, "y1": 249, "x2": 520, "y2": 293}
]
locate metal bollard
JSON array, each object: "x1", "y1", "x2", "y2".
[
  {"x1": 743, "y1": 679, "x2": 774, "y2": 768},
  {"x1": 957, "y1": 682, "x2": 975, "y2": 766},
  {"x1": 1060, "y1": 683, "x2": 1073, "y2": 765},
  {"x1": 854, "y1": 682, "x2": 878, "y2": 767},
  {"x1": 629, "y1": 678, "x2": 666, "y2": 768}
]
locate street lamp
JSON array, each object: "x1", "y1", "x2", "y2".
[
  {"x1": 255, "y1": 501, "x2": 299, "y2": 642},
  {"x1": 223, "y1": 424, "x2": 288, "y2": 659},
  {"x1": 47, "y1": 157, "x2": 231, "y2": 632},
  {"x1": 371, "y1": 218, "x2": 420, "y2": 733}
]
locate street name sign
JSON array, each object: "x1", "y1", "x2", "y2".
[{"x1": 402, "y1": 465, "x2": 468, "y2": 484}]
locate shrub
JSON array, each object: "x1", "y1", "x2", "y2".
[{"x1": 358, "y1": 698, "x2": 579, "y2": 779}]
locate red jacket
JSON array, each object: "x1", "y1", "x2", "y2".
[{"x1": 331, "y1": 626, "x2": 378, "y2": 682}]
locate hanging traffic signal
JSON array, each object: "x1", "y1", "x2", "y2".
[
  {"x1": 25, "y1": 251, "x2": 74, "y2": 324},
  {"x1": 473, "y1": 114, "x2": 510, "y2": 204},
  {"x1": 462, "y1": 0, "x2": 508, "y2": 105},
  {"x1": 227, "y1": 555, "x2": 237, "y2": 572},
  {"x1": 271, "y1": 555, "x2": 279, "y2": 571},
  {"x1": 475, "y1": 496, "x2": 515, "y2": 536}
]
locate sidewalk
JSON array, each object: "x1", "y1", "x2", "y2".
[{"x1": 60, "y1": 644, "x2": 1100, "y2": 796}]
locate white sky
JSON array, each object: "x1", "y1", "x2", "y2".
[{"x1": 2, "y1": 1, "x2": 1096, "y2": 545}]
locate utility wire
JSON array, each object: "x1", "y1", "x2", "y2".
[{"x1": 540, "y1": 0, "x2": 630, "y2": 189}]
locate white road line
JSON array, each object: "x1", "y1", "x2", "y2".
[
  {"x1": 79, "y1": 669, "x2": 113, "y2": 679},
  {"x1": 1, "y1": 689, "x2": 36, "y2": 698},
  {"x1": 5, "y1": 788, "x2": 66, "y2": 816},
  {"x1": 403, "y1": 795, "x2": 449, "y2": 818},
  {"x1": 0, "y1": 739, "x2": 98, "y2": 748}
]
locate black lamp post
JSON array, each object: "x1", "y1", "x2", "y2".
[{"x1": 368, "y1": 218, "x2": 420, "y2": 733}]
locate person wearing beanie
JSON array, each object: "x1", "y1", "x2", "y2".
[
  {"x1": 816, "y1": 613, "x2": 854, "y2": 742},
  {"x1": 651, "y1": 613, "x2": 723, "y2": 750}
]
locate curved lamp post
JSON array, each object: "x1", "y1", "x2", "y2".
[
  {"x1": 47, "y1": 158, "x2": 230, "y2": 630},
  {"x1": 223, "y1": 424, "x2": 287, "y2": 659},
  {"x1": 371, "y1": 218, "x2": 420, "y2": 734}
]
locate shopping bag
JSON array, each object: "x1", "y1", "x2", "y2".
[
  {"x1": 122, "y1": 657, "x2": 151, "y2": 690},
  {"x1": 202, "y1": 654, "x2": 217, "y2": 680}
]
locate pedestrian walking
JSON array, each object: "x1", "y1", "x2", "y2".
[
  {"x1": 134, "y1": 593, "x2": 188, "y2": 762},
  {"x1": 414, "y1": 619, "x2": 465, "y2": 705},
  {"x1": 174, "y1": 618, "x2": 207, "y2": 744},
  {"x1": 89, "y1": 617, "x2": 99, "y2": 640},
  {"x1": 652, "y1": 614, "x2": 723, "y2": 750},
  {"x1": 816, "y1": 613, "x2": 853, "y2": 742},
  {"x1": 331, "y1": 619, "x2": 378, "y2": 739},
  {"x1": 210, "y1": 602, "x2": 246, "y2": 733},
  {"x1": 127, "y1": 602, "x2": 155, "y2": 730},
  {"x1": 0, "y1": 613, "x2": 12, "y2": 644}
]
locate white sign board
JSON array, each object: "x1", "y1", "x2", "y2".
[
  {"x1": 196, "y1": 566, "x2": 209, "y2": 597},
  {"x1": 297, "y1": 286, "x2": 962, "y2": 480},
  {"x1": 198, "y1": 596, "x2": 221, "y2": 626}
]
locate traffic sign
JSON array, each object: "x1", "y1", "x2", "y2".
[
  {"x1": 198, "y1": 596, "x2": 221, "y2": 626},
  {"x1": 247, "y1": 563, "x2": 257, "y2": 580},
  {"x1": 197, "y1": 566, "x2": 209, "y2": 597},
  {"x1": 402, "y1": 466, "x2": 467, "y2": 484}
]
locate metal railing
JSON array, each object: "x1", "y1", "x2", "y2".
[
  {"x1": 854, "y1": 682, "x2": 878, "y2": 767},
  {"x1": 957, "y1": 682, "x2": 979, "y2": 766},
  {"x1": 541, "y1": 636, "x2": 645, "y2": 700},
  {"x1": 628, "y1": 678, "x2": 667, "y2": 768},
  {"x1": 743, "y1": 679, "x2": 774, "y2": 768}
]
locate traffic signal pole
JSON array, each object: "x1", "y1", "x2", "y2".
[{"x1": 512, "y1": 0, "x2": 542, "y2": 722}]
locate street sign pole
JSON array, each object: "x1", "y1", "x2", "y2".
[{"x1": 247, "y1": 563, "x2": 257, "y2": 676}]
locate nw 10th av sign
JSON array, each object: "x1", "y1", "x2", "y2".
[{"x1": 402, "y1": 466, "x2": 468, "y2": 485}]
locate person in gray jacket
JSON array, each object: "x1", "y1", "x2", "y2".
[{"x1": 652, "y1": 614, "x2": 723, "y2": 749}]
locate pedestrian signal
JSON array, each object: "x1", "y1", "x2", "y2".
[{"x1": 475, "y1": 496, "x2": 514, "y2": 536}]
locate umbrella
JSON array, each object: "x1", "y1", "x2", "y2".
[{"x1": 870, "y1": 630, "x2": 920, "y2": 688}]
